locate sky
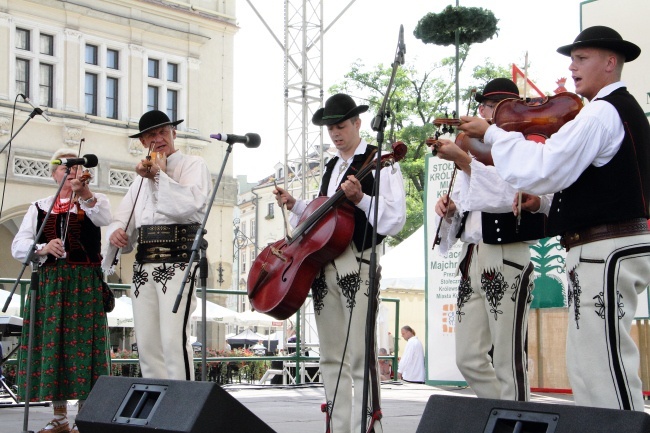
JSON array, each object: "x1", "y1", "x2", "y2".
[{"x1": 232, "y1": 0, "x2": 585, "y2": 181}]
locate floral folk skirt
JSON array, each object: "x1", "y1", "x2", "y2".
[{"x1": 17, "y1": 261, "x2": 110, "y2": 402}]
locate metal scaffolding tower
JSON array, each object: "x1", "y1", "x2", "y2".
[
  {"x1": 283, "y1": 0, "x2": 323, "y2": 200},
  {"x1": 245, "y1": 0, "x2": 357, "y2": 200}
]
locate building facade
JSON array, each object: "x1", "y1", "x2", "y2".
[{"x1": 0, "y1": 0, "x2": 239, "y2": 293}]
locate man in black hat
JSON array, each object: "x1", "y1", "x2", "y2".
[
  {"x1": 461, "y1": 26, "x2": 650, "y2": 411},
  {"x1": 274, "y1": 93, "x2": 406, "y2": 432},
  {"x1": 105, "y1": 110, "x2": 212, "y2": 381},
  {"x1": 431, "y1": 78, "x2": 546, "y2": 402}
]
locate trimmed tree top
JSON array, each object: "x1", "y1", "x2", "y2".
[{"x1": 414, "y1": 5, "x2": 499, "y2": 46}]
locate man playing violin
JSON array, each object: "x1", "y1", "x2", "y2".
[
  {"x1": 274, "y1": 93, "x2": 406, "y2": 433},
  {"x1": 460, "y1": 26, "x2": 650, "y2": 411},
  {"x1": 105, "y1": 110, "x2": 212, "y2": 381},
  {"x1": 432, "y1": 78, "x2": 547, "y2": 402}
]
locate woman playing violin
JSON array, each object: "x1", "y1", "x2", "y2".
[
  {"x1": 459, "y1": 26, "x2": 650, "y2": 412},
  {"x1": 11, "y1": 148, "x2": 112, "y2": 433},
  {"x1": 431, "y1": 78, "x2": 547, "y2": 403}
]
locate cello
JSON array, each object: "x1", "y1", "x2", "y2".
[{"x1": 247, "y1": 141, "x2": 407, "y2": 320}]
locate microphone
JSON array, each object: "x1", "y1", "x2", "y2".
[
  {"x1": 210, "y1": 132, "x2": 261, "y2": 148},
  {"x1": 397, "y1": 24, "x2": 406, "y2": 65},
  {"x1": 51, "y1": 154, "x2": 99, "y2": 168},
  {"x1": 19, "y1": 94, "x2": 51, "y2": 122}
]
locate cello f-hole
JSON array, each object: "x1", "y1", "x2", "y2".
[{"x1": 281, "y1": 257, "x2": 293, "y2": 283}]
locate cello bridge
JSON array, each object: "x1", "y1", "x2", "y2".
[{"x1": 270, "y1": 246, "x2": 287, "y2": 262}]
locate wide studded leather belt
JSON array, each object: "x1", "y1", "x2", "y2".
[
  {"x1": 136, "y1": 223, "x2": 200, "y2": 263},
  {"x1": 560, "y1": 218, "x2": 649, "y2": 251}
]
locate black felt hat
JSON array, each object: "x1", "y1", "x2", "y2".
[
  {"x1": 557, "y1": 25, "x2": 640, "y2": 62},
  {"x1": 129, "y1": 110, "x2": 184, "y2": 138},
  {"x1": 312, "y1": 94, "x2": 369, "y2": 126},
  {"x1": 474, "y1": 78, "x2": 521, "y2": 103}
]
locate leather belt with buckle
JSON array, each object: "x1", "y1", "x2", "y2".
[
  {"x1": 560, "y1": 218, "x2": 649, "y2": 251},
  {"x1": 136, "y1": 223, "x2": 200, "y2": 263}
]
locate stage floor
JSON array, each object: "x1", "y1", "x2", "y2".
[{"x1": 2, "y1": 381, "x2": 649, "y2": 433}]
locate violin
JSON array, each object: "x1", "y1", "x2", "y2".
[
  {"x1": 247, "y1": 141, "x2": 407, "y2": 320},
  {"x1": 143, "y1": 151, "x2": 165, "y2": 172},
  {"x1": 429, "y1": 92, "x2": 584, "y2": 165},
  {"x1": 427, "y1": 92, "x2": 584, "y2": 245},
  {"x1": 426, "y1": 126, "x2": 493, "y2": 166},
  {"x1": 491, "y1": 92, "x2": 583, "y2": 141},
  {"x1": 78, "y1": 169, "x2": 92, "y2": 185}
]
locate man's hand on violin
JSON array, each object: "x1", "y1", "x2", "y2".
[
  {"x1": 512, "y1": 193, "x2": 541, "y2": 216},
  {"x1": 137, "y1": 153, "x2": 167, "y2": 179},
  {"x1": 340, "y1": 175, "x2": 364, "y2": 205},
  {"x1": 458, "y1": 116, "x2": 490, "y2": 140},
  {"x1": 429, "y1": 139, "x2": 473, "y2": 173},
  {"x1": 38, "y1": 238, "x2": 65, "y2": 258},
  {"x1": 435, "y1": 194, "x2": 456, "y2": 221},
  {"x1": 273, "y1": 186, "x2": 296, "y2": 210},
  {"x1": 109, "y1": 228, "x2": 130, "y2": 249}
]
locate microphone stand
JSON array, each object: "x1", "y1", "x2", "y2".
[
  {"x1": 0, "y1": 108, "x2": 46, "y2": 156},
  {"x1": 360, "y1": 25, "x2": 405, "y2": 433},
  {"x1": 172, "y1": 141, "x2": 235, "y2": 378},
  {"x1": 2, "y1": 166, "x2": 72, "y2": 433}
]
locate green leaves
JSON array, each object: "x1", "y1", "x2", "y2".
[{"x1": 413, "y1": 5, "x2": 499, "y2": 47}]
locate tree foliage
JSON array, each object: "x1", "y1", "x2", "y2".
[
  {"x1": 330, "y1": 53, "x2": 511, "y2": 245},
  {"x1": 414, "y1": 5, "x2": 499, "y2": 46}
]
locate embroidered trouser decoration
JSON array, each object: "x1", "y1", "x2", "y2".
[{"x1": 565, "y1": 239, "x2": 650, "y2": 411}]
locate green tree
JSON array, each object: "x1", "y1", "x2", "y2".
[{"x1": 330, "y1": 55, "x2": 510, "y2": 245}]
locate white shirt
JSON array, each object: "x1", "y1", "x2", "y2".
[
  {"x1": 434, "y1": 159, "x2": 551, "y2": 255},
  {"x1": 12, "y1": 193, "x2": 112, "y2": 264},
  {"x1": 105, "y1": 151, "x2": 211, "y2": 255},
  {"x1": 488, "y1": 82, "x2": 626, "y2": 195},
  {"x1": 398, "y1": 335, "x2": 425, "y2": 382},
  {"x1": 290, "y1": 139, "x2": 406, "y2": 237}
]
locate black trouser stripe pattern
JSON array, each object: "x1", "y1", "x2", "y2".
[
  {"x1": 181, "y1": 268, "x2": 197, "y2": 380},
  {"x1": 605, "y1": 244, "x2": 650, "y2": 411},
  {"x1": 513, "y1": 261, "x2": 533, "y2": 401}
]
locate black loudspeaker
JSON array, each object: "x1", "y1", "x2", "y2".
[
  {"x1": 76, "y1": 376, "x2": 276, "y2": 433},
  {"x1": 415, "y1": 395, "x2": 650, "y2": 433}
]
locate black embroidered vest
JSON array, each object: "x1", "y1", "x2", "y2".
[
  {"x1": 36, "y1": 203, "x2": 102, "y2": 266},
  {"x1": 320, "y1": 145, "x2": 386, "y2": 251},
  {"x1": 547, "y1": 88, "x2": 650, "y2": 235},
  {"x1": 481, "y1": 211, "x2": 546, "y2": 244}
]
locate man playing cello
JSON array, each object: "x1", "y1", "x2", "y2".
[{"x1": 274, "y1": 93, "x2": 406, "y2": 433}]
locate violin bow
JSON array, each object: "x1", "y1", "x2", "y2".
[
  {"x1": 110, "y1": 141, "x2": 155, "y2": 266},
  {"x1": 431, "y1": 92, "x2": 475, "y2": 249},
  {"x1": 59, "y1": 138, "x2": 86, "y2": 251},
  {"x1": 515, "y1": 53, "x2": 530, "y2": 233},
  {"x1": 274, "y1": 180, "x2": 293, "y2": 241}
]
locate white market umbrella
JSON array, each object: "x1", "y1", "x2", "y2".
[
  {"x1": 235, "y1": 310, "x2": 281, "y2": 327},
  {"x1": 191, "y1": 300, "x2": 239, "y2": 323},
  {"x1": 0, "y1": 289, "x2": 26, "y2": 317}
]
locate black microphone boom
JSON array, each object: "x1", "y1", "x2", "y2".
[
  {"x1": 51, "y1": 154, "x2": 98, "y2": 168},
  {"x1": 19, "y1": 94, "x2": 51, "y2": 122},
  {"x1": 210, "y1": 132, "x2": 261, "y2": 148}
]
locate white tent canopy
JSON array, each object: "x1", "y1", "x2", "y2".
[
  {"x1": 0, "y1": 289, "x2": 26, "y2": 317},
  {"x1": 379, "y1": 225, "x2": 425, "y2": 291},
  {"x1": 107, "y1": 295, "x2": 134, "y2": 328}
]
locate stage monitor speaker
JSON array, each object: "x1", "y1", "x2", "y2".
[
  {"x1": 415, "y1": 395, "x2": 650, "y2": 433},
  {"x1": 76, "y1": 376, "x2": 276, "y2": 433}
]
